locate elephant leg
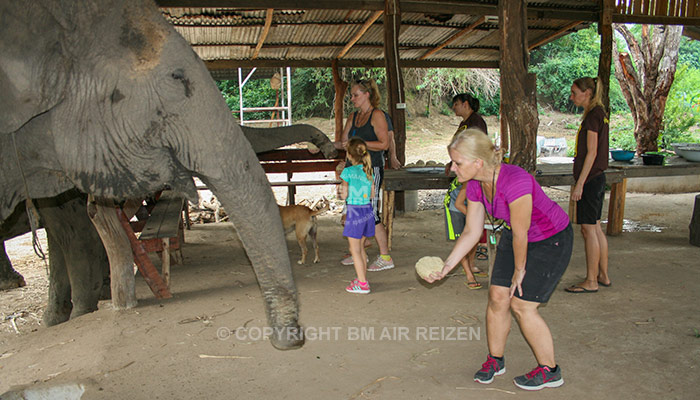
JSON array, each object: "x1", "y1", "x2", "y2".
[
  {"x1": 39, "y1": 191, "x2": 109, "y2": 323},
  {"x1": 43, "y1": 231, "x2": 72, "y2": 326},
  {"x1": 0, "y1": 242, "x2": 26, "y2": 290}
]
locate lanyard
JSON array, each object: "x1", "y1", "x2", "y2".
[{"x1": 480, "y1": 168, "x2": 498, "y2": 245}]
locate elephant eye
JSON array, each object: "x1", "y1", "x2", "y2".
[
  {"x1": 170, "y1": 69, "x2": 192, "y2": 98},
  {"x1": 171, "y1": 69, "x2": 185, "y2": 80}
]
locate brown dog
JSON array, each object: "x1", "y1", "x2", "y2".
[{"x1": 278, "y1": 199, "x2": 329, "y2": 264}]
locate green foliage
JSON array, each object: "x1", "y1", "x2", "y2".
[
  {"x1": 661, "y1": 64, "x2": 700, "y2": 148},
  {"x1": 290, "y1": 68, "x2": 335, "y2": 119},
  {"x1": 565, "y1": 122, "x2": 578, "y2": 130},
  {"x1": 678, "y1": 37, "x2": 700, "y2": 70},
  {"x1": 530, "y1": 24, "x2": 629, "y2": 114},
  {"x1": 609, "y1": 124, "x2": 637, "y2": 151},
  {"x1": 475, "y1": 90, "x2": 501, "y2": 116},
  {"x1": 566, "y1": 138, "x2": 576, "y2": 157},
  {"x1": 216, "y1": 78, "x2": 278, "y2": 120}
]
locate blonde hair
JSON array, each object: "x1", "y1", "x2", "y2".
[
  {"x1": 448, "y1": 129, "x2": 502, "y2": 169},
  {"x1": 347, "y1": 137, "x2": 373, "y2": 182},
  {"x1": 573, "y1": 76, "x2": 605, "y2": 117},
  {"x1": 353, "y1": 79, "x2": 381, "y2": 109}
]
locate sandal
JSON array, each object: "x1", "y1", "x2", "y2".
[
  {"x1": 471, "y1": 268, "x2": 488, "y2": 278},
  {"x1": 565, "y1": 285, "x2": 598, "y2": 293},
  {"x1": 465, "y1": 281, "x2": 482, "y2": 290}
]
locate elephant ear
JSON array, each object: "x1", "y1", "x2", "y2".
[{"x1": 0, "y1": 3, "x2": 70, "y2": 134}]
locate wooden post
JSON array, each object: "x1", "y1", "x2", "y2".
[
  {"x1": 384, "y1": 191, "x2": 394, "y2": 251},
  {"x1": 161, "y1": 238, "x2": 171, "y2": 288},
  {"x1": 598, "y1": 0, "x2": 614, "y2": 113},
  {"x1": 499, "y1": 101, "x2": 509, "y2": 154},
  {"x1": 331, "y1": 59, "x2": 348, "y2": 142},
  {"x1": 87, "y1": 196, "x2": 137, "y2": 310},
  {"x1": 115, "y1": 209, "x2": 172, "y2": 299},
  {"x1": 690, "y1": 194, "x2": 700, "y2": 247},
  {"x1": 499, "y1": 0, "x2": 539, "y2": 172},
  {"x1": 607, "y1": 179, "x2": 627, "y2": 235},
  {"x1": 384, "y1": 0, "x2": 406, "y2": 212}
]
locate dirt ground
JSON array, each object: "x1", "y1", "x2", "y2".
[{"x1": 1, "y1": 115, "x2": 699, "y2": 399}]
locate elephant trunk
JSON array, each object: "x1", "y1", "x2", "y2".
[
  {"x1": 176, "y1": 114, "x2": 303, "y2": 349},
  {"x1": 204, "y1": 174, "x2": 304, "y2": 350}
]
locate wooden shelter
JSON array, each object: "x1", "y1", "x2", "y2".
[{"x1": 155, "y1": 0, "x2": 699, "y2": 170}]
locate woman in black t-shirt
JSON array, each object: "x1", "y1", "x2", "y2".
[{"x1": 565, "y1": 77, "x2": 611, "y2": 294}]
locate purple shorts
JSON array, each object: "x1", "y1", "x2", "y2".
[{"x1": 343, "y1": 204, "x2": 376, "y2": 239}]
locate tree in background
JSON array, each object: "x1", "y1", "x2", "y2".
[
  {"x1": 612, "y1": 24, "x2": 683, "y2": 154},
  {"x1": 530, "y1": 24, "x2": 628, "y2": 114},
  {"x1": 406, "y1": 68, "x2": 500, "y2": 116}
]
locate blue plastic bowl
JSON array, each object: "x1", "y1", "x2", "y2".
[{"x1": 610, "y1": 149, "x2": 635, "y2": 161}]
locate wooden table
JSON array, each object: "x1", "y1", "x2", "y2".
[
  {"x1": 382, "y1": 158, "x2": 700, "y2": 248},
  {"x1": 606, "y1": 156, "x2": 700, "y2": 235}
]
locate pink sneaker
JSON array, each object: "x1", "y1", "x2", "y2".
[
  {"x1": 340, "y1": 254, "x2": 368, "y2": 266},
  {"x1": 367, "y1": 256, "x2": 395, "y2": 272},
  {"x1": 345, "y1": 279, "x2": 370, "y2": 294}
]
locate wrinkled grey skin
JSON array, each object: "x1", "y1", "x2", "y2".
[
  {"x1": 0, "y1": 126, "x2": 335, "y2": 326},
  {"x1": 0, "y1": 190, "x2": 111, "y2": 325},
  {"x1": 0, "y1": 205, "x2": 29, "y2": 291},
  {"x1": 0, "y1": 0, "x2": 333, "y2": 349}
]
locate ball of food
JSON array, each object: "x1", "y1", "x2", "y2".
[
  {"x1": 415, "y1": 160, "x2": 425, "y2": 167},
  {"x1": 426, "y1": 160, "x2": 437, "y2": 166},
  {"x1": 415, "y1": 256, "x2": 444, "y2": 280}
]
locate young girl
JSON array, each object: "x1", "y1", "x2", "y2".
[{"x1": 340, "y1": 138, "x2": 376, "y2": 294}]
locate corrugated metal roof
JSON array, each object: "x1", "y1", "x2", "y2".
[{"x1": 160, "y1": 1, "x2": 602, "y2": 69}]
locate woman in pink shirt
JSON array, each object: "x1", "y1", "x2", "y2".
[{"x1": 424, "y1": 129, "x2": 573, "y2": 391}]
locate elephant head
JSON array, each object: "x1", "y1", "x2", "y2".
[{"x1": 0, "y1": 0, "x2": 307, "y2": 349}]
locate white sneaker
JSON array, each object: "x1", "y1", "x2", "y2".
[{"x1": 368, "y1": 256, "x2": 395, "y2": 272}]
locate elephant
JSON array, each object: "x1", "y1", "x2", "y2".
[
  {"x1": 1, "y1": 190, "x2": 111, "y2": 325},
  {"x1": 0, "y1": 124, "x2": 336, "y2": 327},
  {"x1": 0, "y1": 0, "x2": 336, "y2": 349}
]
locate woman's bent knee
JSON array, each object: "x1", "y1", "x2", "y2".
[{"x1": 488, "y1": 287, "x2": 511, "y2": 311}]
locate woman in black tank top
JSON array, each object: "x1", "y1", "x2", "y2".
[{"x1": 340, "y1": 81, "x2": 389, "y2": 165}]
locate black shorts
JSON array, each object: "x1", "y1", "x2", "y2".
[
  {"x1": 491, "y1": 224, "x2": 573, "y2": 303},
  {"x1": 576, "y1": 173, "x2": 605, "y2": 224}
]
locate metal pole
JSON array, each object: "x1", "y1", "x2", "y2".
[
  {"x1": 238, "y1": 68, "x2": 244, "y2": 125},
  {"x1": 286, "y1": 66, "x2": 292, "y2": 126}
]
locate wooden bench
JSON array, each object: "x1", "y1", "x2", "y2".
[
  {"x1": 138, "y1": 191, "x2": 185, "y2": 288},
  {"x1": 258, "y1": 149, "x2": 345, "y2": 205}
]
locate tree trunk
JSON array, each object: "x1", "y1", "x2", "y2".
[
  {"x1": 612, "y1": 24, "x2": 682, "y2": 154},
  {"x1": 499, "y1": 0, "x2": 538, "y2": 172},
  {"x1": 331, "y1": 59, "x2": 347, "y2": 142}
]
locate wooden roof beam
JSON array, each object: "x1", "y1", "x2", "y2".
[
  {"x1": 528, "y1": 20, "x2": 583, "y2": 51},
  {"x1": 205, "y1": 58, "x2": 499, "y2": 69},
  {"x1": 336, "y1": 10, "x2": 383, "y2": 59},
  {"x1": 251, "y1": 8, "x2": 274, "y2": 60},
  {"x1": 419, "y1": 16, "x2": 485, "y2": 60}
]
